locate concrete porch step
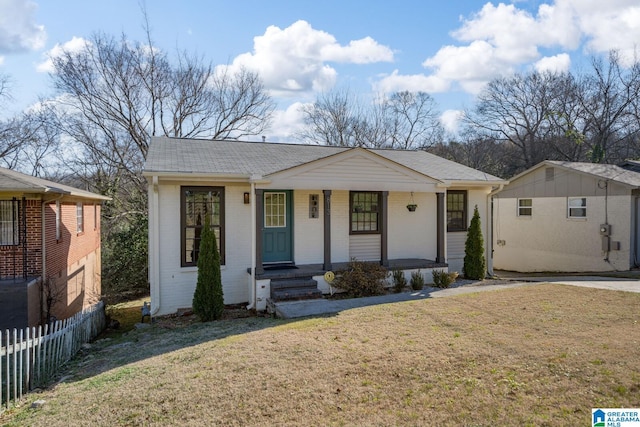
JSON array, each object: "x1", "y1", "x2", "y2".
[{"x1": 270, "y1": 277, "x2": 322, "y2": 302}]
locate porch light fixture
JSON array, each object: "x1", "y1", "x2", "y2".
[
  {"x1": 407, "y1": 192, "x2": 417, "y2": 212},
  {"x1": 243, "y1": 192, "x2": 250, "y2": 204}
]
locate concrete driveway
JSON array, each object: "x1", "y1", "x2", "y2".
[
  {"x1": 499, "y1": 275, "x2": 640, "y2": 293},
  {"x1": 273, "y1": 273, "x2": 640, "y2": 319}
]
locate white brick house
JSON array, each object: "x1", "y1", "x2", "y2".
[
  {"x1": 493, "y1": 160, "x2": 640, "y2": 273},
  {"x1": 143, "y1": 137, "x2": 506, "y2": 315}
]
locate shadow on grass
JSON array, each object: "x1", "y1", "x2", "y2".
[{"x1": 55, "y1": 300, "x2": 337, "y2": 387}]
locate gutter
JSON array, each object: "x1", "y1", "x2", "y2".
[
  {"x1": 149, "y1": 176, "x2": 161, "y2": 316},
  {"x1": 247, "y1": 180, "x2": 257, "y2": 310}
]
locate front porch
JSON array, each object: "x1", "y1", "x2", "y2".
[
  {"x1": 254, "y1": 258, "x2": 446, "y2": 281},
  {"x1": 250, "y1": 258, "x2": 448, "y2": 312}
]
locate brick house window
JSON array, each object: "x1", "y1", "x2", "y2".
[
  {"x1": 76, "y1": 202, "x2": 84, "y2": 233},
  {"x1": 0, "y1": 200, "x2": 19, "y2": 245},
  {"x1": 55, "y1": 200, "x2": 61, "y2": 240},
  {"x1": 517, "y1": 198, "x2": 532, "y2": 216},
  {"x1": 350, "y1": 191, "x2": 380, "y2": 234},
  {"x1": 447, "y1": 190, "x2": 467, "y2": 231},
  {"x1": 181, "y1": 186, "x2": 224, "y2": 267}
]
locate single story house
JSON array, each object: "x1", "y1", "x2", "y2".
[
  {"x1": 493, "y1": 160, "x2": 640, "y2": 273},
  {"x1": 143, "y1": 136, "x2": 507, "y2": 315},
  {"x1": 0, "y1": 167, "x2": 110, "y2": 330}
]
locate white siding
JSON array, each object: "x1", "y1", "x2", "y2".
[
  {"x1": 293, "y1": 190, "x2": 324, "y2": 264},
  {"x1": 330, "y1": 191, "x2": 350, "y2": 263},
  {"x1": 493, "y1": 194, "x2": 632, "y2": 272},
  {"x1": 155, "y1": 182, "x2": 252, "y2": 316},
  {"x1": 349, "y1": 234, "x2": 381, "y2": 261},
  {"x1": 267, "y1": 152, "x2": 439, "y2": 192},
  {"x1": 387, "y1": 192, "x2": 437, "y2": 260}
]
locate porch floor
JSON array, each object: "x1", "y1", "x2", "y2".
[{"x1": 255, "y1": 258, "x2": 446, "y2": 280}]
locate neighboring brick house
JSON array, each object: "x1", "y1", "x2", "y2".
[{"x1": 0, "y1": 167, "x2": 110, "y2": 330}]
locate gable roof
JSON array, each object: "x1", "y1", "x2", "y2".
[
  {"x1": 143, "y1": 136, "x2": 505, "y2": 186},
  {"x1": 511, "y1": 160, "x2": 640, "y2": 188},
  {"x1": 0, "y1": 167, "x2": 110, "y2": 200}
]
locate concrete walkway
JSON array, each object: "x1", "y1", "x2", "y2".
[{"x1": 273, "y1": 274, "x2": 640, "y2": 319}]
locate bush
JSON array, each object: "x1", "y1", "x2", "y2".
[
  {"x1": 432, "y1": 270, "x2": 459, "y2": 288},
  {"x1": 410, "y1": 270, "x2": 425, "y2": 290},
  {"x1": 391, "y1": 269, "x2": 407, "y2": 293},
  {"x1": 102, "y1": 214, "x2": 148, "y2": 300},
  {"x1": 333, "y1": 259, "x2": 388, "y2": 297},
  {"x1": 192, "y1": 215, "x2": 225, "y2": 321},
  {"x1": 463, "y1": 205, "x2": 486, "y2": 280}
]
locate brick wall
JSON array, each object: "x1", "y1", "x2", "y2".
[
  {"x1": 44, "y1": 201, "x2": 102, "y2": 321},
  {"x1": 0, "y1": 198, "x2": 42, "y2": 279}
]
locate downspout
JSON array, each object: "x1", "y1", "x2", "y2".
[
  {"x1": 247, "y1": 180, "x2": 257, "y2": 310},
  {"x1": 150, "y1": 176, "x2": 161, "y2": 316},
  {"x1": 486, "y1": 185, "x2": 504, "y2": 277}
]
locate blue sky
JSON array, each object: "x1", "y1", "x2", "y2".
[{"x1": 1, "y1": 0, "x2": 640, "y2": 140}]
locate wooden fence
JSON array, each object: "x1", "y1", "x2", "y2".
[{"x1": 0, "y1": 301, "x2": 106, "y2": 411}]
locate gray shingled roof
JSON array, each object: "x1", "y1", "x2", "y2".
[
  {"x1": 0, "y1": 167, "x2": 110, "y2": 200},
  {"x1": 144, "y1": 137, "x2": 505, "y2": 184},
  {"x1": 545, "y1": 160, "x2": 640, "y2": 188}
]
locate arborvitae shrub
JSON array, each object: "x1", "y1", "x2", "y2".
[
  {"x1": 192, "y1": 215, "x2": 224, "y2": 321},
  {"x1": 463, "y1": 205, "x2": 486, "y2": 280}
]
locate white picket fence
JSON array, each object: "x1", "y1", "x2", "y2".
[{"x1": 0, "y1": 301, "x2": 106, "y2": 411}]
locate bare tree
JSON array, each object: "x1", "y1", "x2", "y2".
[
  {"x1": 380, "y1": 91, "x2": 443, "y2": 149},
  {"x1": 299, "y1": 89, "x2": 443, "y2": 149},
  {"x1": 465, "y1": 71, "x2": 573, "y2": 171},
  {"x1": 48, "y1": 31, "x2": 274, "y2": 219},
  {"x1": 576, "y1": 51, "x2": 640, "y2": 163},
  {"x1": 298, "y1": 89, "x2": 365, "y2": 147}
]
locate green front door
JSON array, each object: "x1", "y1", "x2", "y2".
[{"x1": 263, "y1": 191, "x2": 293, "y2": 263}]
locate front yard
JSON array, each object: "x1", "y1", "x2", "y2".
[{"x1": 1, "y1": 284, "x2": 638, "y2": 426}]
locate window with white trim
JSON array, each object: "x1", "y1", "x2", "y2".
[
  {"x1": 517, "y1": 198, "x2": 532, "y2": 216},
  {"x1": 568, "y1": 197, "x2": 586, "y2": 218}
]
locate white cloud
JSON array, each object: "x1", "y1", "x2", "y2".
[
  {"x1": 566, "y1": 0, "x2": 640, "y2": 66},
  {"x1": 264, "y1": 102, "x2": 309, "y2": 142},
  {"x1": 374, "y1": 1, "x2": 640, "y2": 97},
  {"x1": 373, "y1": 69, "x2": 450, "y2": 94},
  {"x1": 36, "y1": 36, "x2": 88, "y2": 73},
  {"x1": 0, "y1": 56, "x2": 4, "y2": 66},
  {"x1": 440, "y1": 109, "x2": 464, "y2": 134},
  {"x1": 218, "y1": 20, "x2": 393, "y2": 97},
  {"x1": 0, "y1": 0, "x2": 45, "y2": 53},
  {"x1": 534, "y1": 53, "x2": 571, "y2": 73}
]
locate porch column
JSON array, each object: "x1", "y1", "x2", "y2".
[
  {"x1": 436, "y1": 192, "x2": 445, "y2": 263},
  {"x1": 381, "y1": 191, "x2": 389, "y2": 267},
  {"x1": 255, "y1": 188, "x2": 264, "y2": 275},
  {"x1": 323, "y1": 190, "x2": 332, "y2": 271}
]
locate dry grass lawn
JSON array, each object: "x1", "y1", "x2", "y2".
[{"x1": 1, "y1": 284, "x2": 639, "y2": 426}]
